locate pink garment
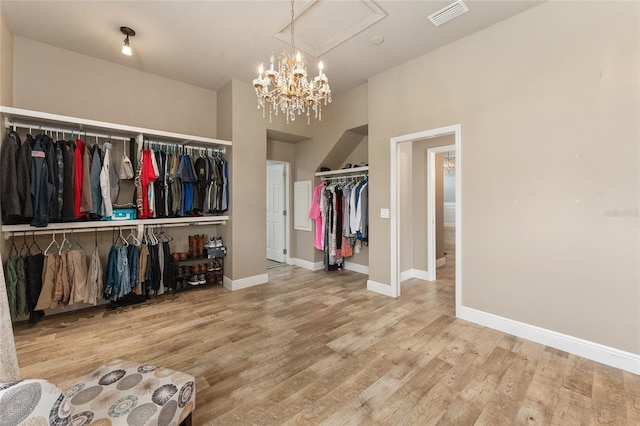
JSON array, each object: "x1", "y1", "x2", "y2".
[{"x1": 309, "y1": 183, "x2": 325, "y2": 250}]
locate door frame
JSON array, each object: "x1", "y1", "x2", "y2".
[
  {"x1": 426, "y1": 144, "x2": 455, "y2": 281},
  {"x1": 266, "y1": 160, "x2": 291, "y2": 264},
  {"x1": 390, "y1": 124, "x2": 461, "y2": 315}
]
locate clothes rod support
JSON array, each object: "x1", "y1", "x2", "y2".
[{"x1": 5, "y1": 117, "x2": 132, "y2": 142}]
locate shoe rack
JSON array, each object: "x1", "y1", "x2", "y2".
[{"x1": 172, "y1": 234, "x2": 225, "y2": 289}]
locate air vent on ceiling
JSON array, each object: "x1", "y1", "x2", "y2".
[{"x1": 428, "y1": 0, "x2": 469, "y2": 27}]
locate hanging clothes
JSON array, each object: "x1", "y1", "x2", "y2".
[
  {"x1": 40, "y1": 134, "x2": 60, "y2": 222},
  {"x1": 4, "y1": 256, "x2": 18, "y2": 322},
  {"x1": 90, "y1": 143, "x2": 103, "y2": 216},
  {"x1": 309, "y1": 183, "x2": 325, "y2": 250},
  {"x1": 24, "y1": 250, "x2": 45, "y2": 324},
  {"x1": 80, "y1": 139, "x2": 93, "y2": 215},
  {"x1": 100, "y1": 142, "x2": 115, "y2": 217},
  {"x1": 103, "y1": 242, "x2": 130, "y2": 301},
  {"x1": 313, "y1": 177, "x2": 369, "y2": 271},
  {"x1": 61, "y1": 140, "x2": 76, "y2": 222},
  {"x1": 74, "y1": 138, "x2": 85, "y2": 219},
  {"x1": 1, "y1": 131, "x2": 33, "y2": 224},
  {"x1": 30, "y1": 135, "x2": 54, "y2": 227},
  {"x1": 52, "y1": 251, "x2": 70, "y2": 307},
  {"x1": 84, "y1": 245, "x2": 103, "y2": 305},
  {"x1": 15, "y1": 255, "x2": 28, "y2": 317},
  {"x1": 35, "y1": 252, "x2": 58, "y2": 311},
  {"x1": 67, "y1": 250, "x2": 88, "y2": 305},
  {"x1": 54, "y1": 140, "x2": 64, "y2": 221}
]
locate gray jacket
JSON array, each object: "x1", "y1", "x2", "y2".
[{"x1": 0, "y1": 131, "x2": 33, "y2": 222}]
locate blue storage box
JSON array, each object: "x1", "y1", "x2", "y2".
[{"x1": 105, "y1": 208, "x2": 137, "y2": 221}]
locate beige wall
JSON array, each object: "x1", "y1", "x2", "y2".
[
  {"x1": 0, "y1": 8, "x2": 13, "y2": 107},
  {"x1": 296, "y1": 84, "x2": 368, "y2": 264},
  {"x1": 369, "y1": 1, "x2": 640, "y2": 353},
  {"x1": 342, "y1": 136, "x2": 368, "y2": 168},
  {"x1": 13, "y1": 37, "x2": 217, "y2": 137}
]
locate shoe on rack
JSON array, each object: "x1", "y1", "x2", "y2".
[
  {"x1": 215, "y1": 237, "x2": 223, "y2": 247},
  {"x1": 204, "y1": 237, "x2": 216, "y2": 249},
  {"x1": 188, "y1": 275, "x2": 200, "y2": 286},
  {"x1": 198, "y1": 274, "x2": 206, "y2": 285},
  {"x1": 205, "y1": 272, "x2": 216, "y2": 284},
  {"x1": 188, "y1": 235, "x2": 196, "y2": 259},
  {"x1": 206, "y1": 262, "x2": 215, "y2": 272},
  {"x1": 213, "y1": 260, "x2": 222, "y2": 271}
]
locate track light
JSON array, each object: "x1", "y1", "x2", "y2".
[{"x1": 120, "y1": 26, "x2": 135, "y2": 56}]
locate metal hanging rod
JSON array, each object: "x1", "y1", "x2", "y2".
[
  {"x1": 143, "y1": 139, "x2": 226, "y2": 155},
  {"x1": 321, "y1": 173, "x2": 368, "y2": 182},
  {"x1": 5, "y1": 117, "x2": 131, "y2": 142}
]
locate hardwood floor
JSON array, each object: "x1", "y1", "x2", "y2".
[{"x1": 12, "y1": 253, "x2": 640, "y2": 425}]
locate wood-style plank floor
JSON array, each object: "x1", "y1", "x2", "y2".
[{"x1": 12, "y1": 251, "x2": 640, "y2": 425}]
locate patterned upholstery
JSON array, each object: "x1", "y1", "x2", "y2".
[{"x1": 0, "y1": 360, "x2": 195, "y2": 426}]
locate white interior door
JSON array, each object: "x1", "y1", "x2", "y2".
[{"x1": 266, "y1": 162, "x2": 286, "y2": 262}]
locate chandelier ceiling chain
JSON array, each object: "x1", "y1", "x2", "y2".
[{"x1": 253, "y1": 0, "x2": 331, "y2": 124}]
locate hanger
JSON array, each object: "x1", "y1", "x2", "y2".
[
  {"x1": 59, "y1": 230, "x2": 71, "y2": 255},
  {"x1": 68, "y1": 229, "x2": 83, "y2": 250},
  {"x1": 20, "y1": 231, "x2": 30, "y2": 256},
  {"x1": 29, "y1": 231, "x2": 42, "y2": 254},
  {"x1": 127, "y1": 227, "x2": 141, "y2": 246},
  {"x1": 45, "y1": 232, "x2": 60, "y2": 255},
  {"x1": 10, "y1": 234, "x2": 19, "y2": 257},
  {"x1": 116, "y1": 227, "x2": 129, "y2": 247}
]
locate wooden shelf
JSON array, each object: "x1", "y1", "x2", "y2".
[{"x1": 315, "y1": 166, "x2": 368, "y2": 177}]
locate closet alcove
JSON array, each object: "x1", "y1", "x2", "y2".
[{"x1": 0, "y1": 106, "x2": 232, "y2": 320}]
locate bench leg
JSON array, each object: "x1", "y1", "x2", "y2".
[{"x1": 179, "y1": 413, "x2": 193, "y2": 426}]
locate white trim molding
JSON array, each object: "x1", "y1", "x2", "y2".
[
  {"x1": 343, "y1": 261, "x2": 369, "y2": 275},
  {"x1": 458, "y1": 306, "x2": 640, "y2": 375},
  {"x1": 367, "y1": 280, "x2": 397, "y2": 297},
  {"x1": 390, "y1": 124, "x2": 461, "y2": 303},
  {"x1": 290, "y1": 258, "x2": 324, "y2": 271},
  {"x1": 223, "y1": 273, "x2": 269, "y2": 291},
  {"x1": 400, "y1": 269, "x2": 430, "y2": 282}
]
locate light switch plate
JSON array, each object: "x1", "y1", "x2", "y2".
[{"x1": 380, "y1": 208, "x2": 390, "y2": 219}]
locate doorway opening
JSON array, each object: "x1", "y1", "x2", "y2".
[
  {"x1": 266, "y1": 161, "x2": 290, "y2": 269},
  {"x1": 390, "y1": 125, "x2": 461, "y2": 315}
]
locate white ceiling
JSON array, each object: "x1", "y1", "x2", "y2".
[{"x1": 1, "y1": 0, "x2": 543, "y2": 95}]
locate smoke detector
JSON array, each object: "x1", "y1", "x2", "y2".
[{"x1": 428, "y1": 0, "x2": 469, "y2": 27}]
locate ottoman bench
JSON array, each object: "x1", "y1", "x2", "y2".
[{"x1": 0, "y1": 359, "x2": 196, "y2": 426}]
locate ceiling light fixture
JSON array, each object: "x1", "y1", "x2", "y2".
[
  {"x1": 253, "y1": 0, "x2": 331, "y2": 124},
  {"x1": 120, "y1": 26, "x2": 135, "y2": 56}
]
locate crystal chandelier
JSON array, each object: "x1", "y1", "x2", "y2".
[
  {"x1": 253, "y1": 0, "x2": 331, "y2": 124},
  {"x1": 444, "y1": 152, "x2": 455, "y2": 174}
]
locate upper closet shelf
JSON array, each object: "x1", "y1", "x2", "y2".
[
  {"x1": 2, "y1": 216, "x2": 229, "y2": 240},
  {"x1": 315, "y1": 166, "x2": 368, "y2": 177},
  {"x1": 0, "y1": 106, "x2": 231, "y2": 148}
]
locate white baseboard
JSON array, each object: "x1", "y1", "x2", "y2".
[
  {"x1": 436, "y1": 257, "x2": 446, "y2": 268},
  {"x1": 400, "y1": 269, "x2": 431, "y2": 282},
  {"x1": 290, "y1": 258, "x2": 324, "y2": 271},
  {"x1": 223, "y1": 273, "x2": 268, "y2": 291},
  {"x1": 367, "y1": 279, "x2": 397, "y2": 298},
  {"x1": 458, "y1": 306, "x2": 640, "y2": 375},
  {"x1": 344, "y1": 261, "x2": 369, "y2": 275}
]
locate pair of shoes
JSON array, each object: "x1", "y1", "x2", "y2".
[
  {"x1": 205, "y1": 237, "x2": 224, "y2": 248},
  {"x1": 212, "y1": 260, "x2": 222, "y2": 271},
  {"x1": 188, "y1": 275, "x2": 200, "y2": 286},
  {"x1": 190, "y1": 264, "x2": 207, "y2": 274}
]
